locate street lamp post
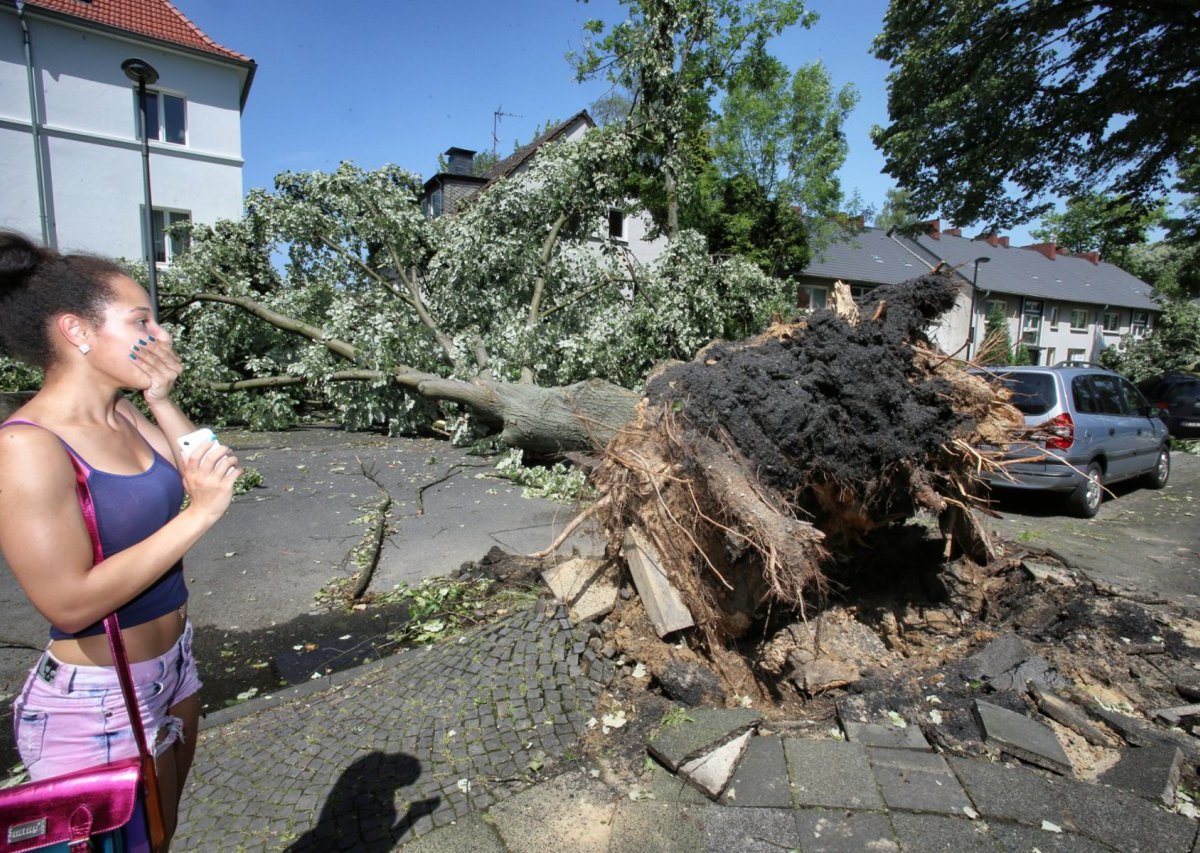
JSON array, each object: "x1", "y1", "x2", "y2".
[
  {"x1": 121, "y1": 57, "x2": 160, "y2": 320},
  {"x1": 968, "y1": 256, "x2": 991, "y2": 360}
]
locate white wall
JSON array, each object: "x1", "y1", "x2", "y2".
[{"x1": 0, "y1": 9, "x2": 245, "y2": 256}]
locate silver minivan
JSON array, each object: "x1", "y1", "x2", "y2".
[{"x1": 976, "y1": 365, "x2": 1171, "y2": 517}]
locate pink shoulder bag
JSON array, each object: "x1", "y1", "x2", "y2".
[{"x1": 0, "y1": 453, "x2": 166, "y2": 852}]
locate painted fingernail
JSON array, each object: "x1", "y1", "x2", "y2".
[
  {"x1": 137, "y1": 339, "x2": 148, "y2": 345},
  {"x1": 129, "y1": 353, "x2": 137, "y2": 360},
  {"x1": 148, "y1": 336, "x2": 156, "y2": 342},
  {"x1": 132, "y1": 345, "x2": 140, "y2": 352}
]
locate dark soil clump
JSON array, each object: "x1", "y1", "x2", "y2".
[{"x1": 645, "y1": 275, "x2": 967, "y2": 507}]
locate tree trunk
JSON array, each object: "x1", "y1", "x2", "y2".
[{"x1": 415, "y1": 376, "x2": 639, "y2": 455}]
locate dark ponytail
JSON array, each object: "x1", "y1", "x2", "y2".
[{"x1": 0, "y1": 232, "x2": 124, "y2": 368}]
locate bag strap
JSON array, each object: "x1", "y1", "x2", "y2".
[{"x1": 69, "y1": 454, "x2": 167, "y2": 852}]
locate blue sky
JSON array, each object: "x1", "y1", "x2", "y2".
[{"x1": 172, "y1": 0, "x2": 1039, "y2": 243}]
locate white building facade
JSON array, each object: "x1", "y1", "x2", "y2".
[{"x1": 0, "y1": 0, "x2": 253, "y2": 261}]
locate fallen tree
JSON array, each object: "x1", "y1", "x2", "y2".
[{"x1": 581, "y1": 274, "x2": 1022, "y2": 650}]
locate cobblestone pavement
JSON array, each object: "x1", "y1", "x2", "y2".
[{"x1": 176, "y1": 603, "x2": 610, "y2": 851}]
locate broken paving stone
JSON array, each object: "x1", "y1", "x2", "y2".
[
  {"x1": 973, "y1": 699, "x2": 1073, "y2": 776},
  {"x1": 988, "y1": 656, "x2": 1067, "y2": 693},
  {"x1": 1083, "y1": 704, "x2": 1200, "y2": 761},
  {"x1": 797, "y1": 658, "x2": 861, "y2": 694},
  {"x1": 1099, "y1": 745, "x2": 1183, "y2": 806},
  {"x1": 647, "y1": 708, "x2": 761, "y2": 773},
  {"x1": 1149, "y1": 703, "x2": 1200, "y2": 728},
  {"x1": 677, "y1": 728, "x2": 752, "y2": 799},
  {"x1": 622, "y1": 528, "x2": 694, "y2": 637},
  {"x1": 1020, "y1": 559, "x2": 1078, "y2": 587},
  {"x1": 540, "y1": 558, "x2": 619, "y2": 623},
  {"x1": 841, "y1": 721, "x2": 929, "y2": 751},
  {"x1": 654, "y1": 659, "x2": 726, "y2": 707},
  {"x1": 1028, "y1": 684, "x2": 1116, "y2": 748},
  {"x1": 963, "y1": 633, "x2": 1031, "y2": 681}
]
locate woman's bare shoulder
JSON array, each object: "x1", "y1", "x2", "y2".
[{"x1": 0, "y1": 421, "x2": 76, "y2": 485}]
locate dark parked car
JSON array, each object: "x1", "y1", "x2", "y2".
[
  {"x1": 973, "y1": 364, "x2": 1170, "y2": 518},
  {"x1": 1137, "y1": 371, "x2": 1200, "y2": 439}
]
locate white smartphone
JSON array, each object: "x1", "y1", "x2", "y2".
[{"x1": 177, "y1": 428, "x2": 216, "y2": 460}]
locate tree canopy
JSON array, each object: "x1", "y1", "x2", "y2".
[
  {"x1": 871, "y1": 1, "x2": 1198, "y2": 238},
  {"x1": 1030, "y1": 193, "x2": 1165, "y2": 269}
]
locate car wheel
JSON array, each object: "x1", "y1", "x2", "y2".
[
  {"x1": 1067, "y1": 462, "x2": 1104, "y2": 518},
  {"x1": 1141, "y1": 445, "x2": 1170, "y2": 489}
]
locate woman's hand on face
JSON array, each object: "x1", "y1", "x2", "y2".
[
  {"x1": 129, "y1": 335, "x2": 182, "y2": 404},
  {"x1": 182, "y1": 440, "x2": 241, "y2": 522}
]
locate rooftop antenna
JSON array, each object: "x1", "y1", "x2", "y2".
[{"x1": 492, "y1": 105, "x2": 521, "y2": 157}]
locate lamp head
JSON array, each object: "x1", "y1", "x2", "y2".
[
  {"x1": 975, "y1": 256, "x2": 991, "y2": 265},
  {"x1": 121, "y1": 58, "x2": 159, "y2": 86}
]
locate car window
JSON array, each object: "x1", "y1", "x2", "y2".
[
  {"x1": 1087, "y1": 375, "x2": 1126, "y2": 416},
  {"x1": 1072, "y1": 376, "x2": 1098, "y2": 414},
  {"x1": 1165, "y1": 380, "x2": 1200, "y2": 405},
  {"x1": 1118, "y1": 378, "x2": 1147, "y2": 415},
  {"x1": 995, "y1": 372, "x2": 1056, "y2": 416}
]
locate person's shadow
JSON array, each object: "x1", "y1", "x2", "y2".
[{"x1": 286, "y1": 751, "x2": 440, "y2": 852}]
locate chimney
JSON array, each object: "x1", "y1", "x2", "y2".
[
  {"x1": 925, "y1": 218, "x2": 941, "y2": 240},
  {"x1": 999, "y1": 236, "x2": 1009, "y2": 248},
  {"x1": 1023, "y1": 240, "x2": 1057, "y2": 261},
  {"x1": 981, "y1": 233, "x2": 1000, "y2": 247},
  {"x1": 1073, "y1": 251, "x2": 1100, "y2": 265},
  {"x1": 444, "y1": 147, "x2": 476, "y2": 176},
  {"x1": 944, "y1": 227, "x2": 962, "y2": 238}
]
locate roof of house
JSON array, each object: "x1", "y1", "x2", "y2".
[
  {"x1": 14, "y1": 0, "x2": 252, "y2": 64},
  {"x1": 803, "y1": 225, "x2": 1160, "y2": 312},
  {"x1": 803, "y1": 226, "x2": 936, "y2": 286},
  {"x1": 912, "y1": 231, "x2": 1159, "y2": 312},
  {"x1": 478, "y1": 110, "x2": 595, "y2": 190}
]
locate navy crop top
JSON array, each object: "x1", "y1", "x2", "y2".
[{"x1": 0, "y1": 419, "x2": 187, "y2": 639}]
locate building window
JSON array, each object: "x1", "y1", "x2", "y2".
[
  {"x1": 1131, "y1": 311, "x2": 1149, "y2": 338},
  {"x1": 800, "y1": 285, "x2": 827, "y2": 309},
  {"x1": 986, "y1": 299, "x2": 1007, "y2": 317},
  {"x1": 850, "y1": 285, "x2": 872, "y2": 301},
  {"x1": 137, "y1": 91, "x2": 186, "y2": 145},
  {"x1": 607, "y1": 208, "x2": 625, "y2": 241},
  {"x1": 151, "y1": 209, "x2": 190, "y2": 265},
  {"x1": 1067, "y1": 347, "x2": 1087, "y2": 365},
  {"x1": 1102, "y1": 310, "x2": 1121, "y2": 333},
  {"x1": 1070, "y1": 308, "x2": 1088, "y2": 331},
  {"x1": 1044, "y1": 347, "x2": 1056, "y2": 366},
  {"x1": 1021, "y1": 299, "x2": 1043, "y2": 345},
  {"x1": 1047, "y1": 305, "x2": 1059, "y2": 328}
]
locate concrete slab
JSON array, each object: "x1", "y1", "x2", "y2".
[
  {"x1": 623, "y1": 527, "x2": 694, "y2": 636},
  {"x1": 647, "y1": 708, "x2": 761, "y2": 772},
  {"x1": 842, "y1": 721, "x2": 930, "y2": 751},
  {"x1": 1150, "y1": 704, "x2": 1200, "y2": 728},
  {"x1": 1055, "y1": 772, "x2": 1199, "y2": 853},
  {"x1": 1098, "y1": 745, "x2": 1183, "y2": 805},
  {"x1": 974, "y1": 699, "x2": 1073, "y2": 775},
  {"x1": 991, "y1": 822, "x2": 1114, "y2": 853},
  {"x1": 607, "y1": 801, "x2": 705, "y2": 853},
  {"x1": 702, "y1": 806, "x2": 801, "y2": 852},
  {"x1": 964, "y1": 633, "x2": 1031, "y2": 680},
  {"x1": 867, "y1": 747, "x2": 973, "y2": 815},
  {"x1": 398, "y1": 812, "x2": 505, "y2": 852},
  {"x1": 792, "y1": 808, "x2": 899, "y2": 852},
  {"x1": 632, "y1": 762, "x2": 710, "y2": 804},
  {"x1": 722, "y1": 735, "x2": 791, "y2": 808},
  {"x1": 678, "y1": 729, "x2": 752, "y2": 799},
  {"x1": 783, "y1": 739, "x2": 885, "y2": 811},
  {"x1": 888, "y1": 811, "x2": 999, "y2": 852},
  {"x1": 487, "y1": 769, "x2": 617, "y2": 853},
  {"x1": 540, "y1": 557, "x2": 618, "y2": 623},
  {"x1": 948, "y1": 755, "x2": 1070, "y2": 828}
]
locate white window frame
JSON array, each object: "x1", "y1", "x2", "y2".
[
  {"x1": 1069, "y1": 308, "x2": 1088, "y2": 331},
  {"x1": 1102, "y1": 310, "x2": 1121, "y2": 333},
  {"x1": 1067, "y1": 347, "x2": 1087, "y2": 365},
  {"x1": 801, "y1": 285, "x2": 827, "y2": 310},
  {"x1": 1047, "y1": 305, "x2": 1059, "y2": 329},
  {"x1": 1130, "y1": 311, "x2": 1150, "y2": 338},
  {"x1": 136, "y1": 89, "x2": 187, "y2": 145},
  {"x1": 150, "y1": 208, "x2": 191, "y2": 266},
  {"x1": 1020, "y1": 299, "x2": 1043, "y2": 345}
]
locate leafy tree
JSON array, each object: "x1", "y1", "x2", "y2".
[
  {"x1": 711, "y1": 38, "x2": 857, "y2": 219},
  {"x1": 871, "y1": 2, "x2": 1199, "y2": 238},
  {"x1": 570, "y1": 0, "x2": 813, "y2": 235},
  {"x1": 1030, "y1": 193, "x2": 1165, "y2": 268},
  {"x1": 1125, "y1": 241, "x2": 1200, "y2": 301},
  {"x1": 1099, "y1": 299, "x2": 1200, "y2": 381},
  {"x1": 873, "y1": 187, "x2": 918, "y2": 232}
]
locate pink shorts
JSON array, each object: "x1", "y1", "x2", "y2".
[{"x1": 12, "y1": 621, "x2": 202, "y2": 781}]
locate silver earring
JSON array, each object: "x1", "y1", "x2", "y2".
[{"x1": 79, "y1": 343, "x2": 91, "y2": 355}]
